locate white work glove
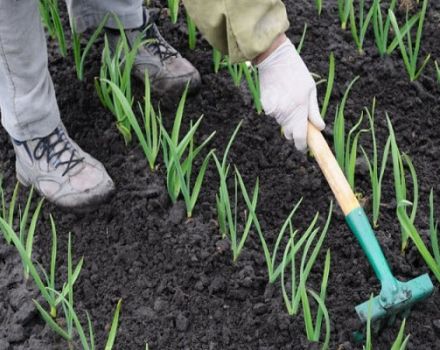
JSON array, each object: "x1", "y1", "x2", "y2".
[{"x1": 257, "y1": 38, "x2": 325, "y2": 151}]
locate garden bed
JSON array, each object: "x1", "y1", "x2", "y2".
[{"x1": 1, "y1": 0, "x2": 440, "y2": 349}]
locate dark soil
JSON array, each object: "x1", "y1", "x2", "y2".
[{"x1": 1, "y1": 1, "x2": 440, "y2": 349}]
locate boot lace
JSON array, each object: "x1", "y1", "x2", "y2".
[
  {"x1": 141, "y1": 11, "x2": 178, "y2": 61},
  {"x1": 33, "y1": 127, "x2": 84, "y2": 176}
]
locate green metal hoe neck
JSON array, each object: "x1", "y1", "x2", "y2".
[
  {"x1": 345, "y1": 207, "x2": 410, "y2": 310},
  {"x1": 345, "y1": 207, "x2": 395, "y2": 284}
]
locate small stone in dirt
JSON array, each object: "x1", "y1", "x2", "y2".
[
  {"x1": 240, "y1": 277, "x2": 253, "y2": 288},
  {"x1": 168, "y1": 201, "x2": 186, "y2": 225},
  {"x1": 194, "y1": 280, "x2": 204, "y2": 291},
  {"x1": 145, "y1": 184, "x2": 162, "y2": 199},
  {"x1": 213, "y1": 309, "x2": 223, "y2": 321},
  {"x1": 136, "y1": 306, "x2": 157, "y2": 321},
  {"x1": 6, "y1": 324, "x2": 25, "y2": 343},
  {"x1": 306, "y1": 342, "x2": 322, "y2": 350},
  {"x1": 215, "y1": 239, "x2": 230, "y2": 253},
  {"x1": 264, "y1": 283, "x2": 275, "y2": 301},
  {"x1": 175, "y1": 312, "x2": 189, "y2": 332},
  {"x1": 0, "y1": 339, "x2": 9, "y2": 350},
  {"x1": 432, "y1": 319, "x2": 440, "y2": 332},
  {"x1": 238, "y1": 265, "x2": 255, "y2": 279},
  {"x1": 277, "y1": 313, "x2": 291, "y2": 331},
  {"x1": 209, "y1": 276, "x2": 226, "y2": 294},
  {"x1": 8, "y1": 285, "x2": 33, "y2": 310},
  {"x1": 13, "y1": 300, "x2": 36, "y2": 325},
  {"x1": 355, "y1": 156, "x2": 369, "y2": 175},
  {"x1": 27, "y1": 336, "x2": 52, "y2": 350},
  {"x1": 253, "y1": 303, "x2": 267, "y2": 315},
  {"x1": 0, "y1": 245, "x2": 13, "y2": 260},
  {"x1": 153, "y1": 298, "x2": 168, "y2": 312},
  {"x1": 222, "y1": 325, "x2": 231, "y2": 344},
  {"x1": 338, "y1": 341, "x2": 354, "y2": 350}
]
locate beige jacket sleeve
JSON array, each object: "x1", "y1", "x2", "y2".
[{"x1": 182, "y1": 0, "x2": 290, "y2": 63}]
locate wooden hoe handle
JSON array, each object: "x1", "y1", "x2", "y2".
[{"x1": 307, "y1": 122, "x2": 360, "y2": 216}]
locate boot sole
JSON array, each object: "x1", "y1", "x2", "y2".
[{"x1": 16, "y1": 164, "x2": 115, "y2": 213}]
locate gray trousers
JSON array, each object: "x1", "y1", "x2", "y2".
[{"x1": 0, "y1": 0, "x2": 143, "y2": 141}]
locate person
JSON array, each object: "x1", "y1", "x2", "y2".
[{"x1": 0, "y1": 0, "x2": 325, "y2": 210}]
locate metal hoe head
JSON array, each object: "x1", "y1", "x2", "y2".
[
  {"x1": 355, "y1": 273, "x2": 434, "y2": 323},
  {"x1": 345, "y1": 208, "x2": 434, "y2": 325}
]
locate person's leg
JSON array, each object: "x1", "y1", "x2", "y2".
[
  {"x1": 66, "y1": 0, "x2": 201, "y2": 96},
  {"x1": 0, "y1": 0, "x2": 60, "y2": 141},
  {"x1": 0, "y1": 0, "x2": 114, "y2": 210},
  {"x1": 66, "y1": 0, "x2": 144, "y2": 32}
]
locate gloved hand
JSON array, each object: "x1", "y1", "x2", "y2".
[{"x1": 257, "y1": 38, "x2": 325, "y2": 151}]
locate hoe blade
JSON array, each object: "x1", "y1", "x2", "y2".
[{"x1": 355, "y1": 273, "x2": 433, "y2": 323}]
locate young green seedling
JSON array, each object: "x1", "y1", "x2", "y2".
[
  {"x1": 333, "y1": 76, "x2": 367, "y2": 190},
  {"x1": 104, "y1": 299, "x2": 123, "y2": 350},
  {"x1": 0, "y1": 216, "x2": 83, "y2": 323},
  {"x1": 72, "y1": 13, "x2": 109, "y2": 81},
  {"x1": 363, "y1": 296, "x2": 374, "y2": 350},
  {"x1": 345, "y1": 111, "x2": 368, "y2": 190},
  {"x1": 136, "y1": 72, "x2": 161, "y2": 171},
  {"x1": 372, "y1": 0, "x2": 397, "y2": 56},
  {"x1": 435, "y1": 60, "x2": 440, "y2": 84},
  {"x1": 387, "y1": 116, "x2": 419, "y2": 252},
  {"x1": 0, "y1": 181, "x2": 44, "y2": 275},
  {"x1": 227, "y1": 58, "x2": 244, "y2": 87},
  {"x1": 280, "y1": 202, "x2": 332, "y2": 316},
  {"x1": 371, "y1": 0, "x2": 420, "y2": 57},
  {"x1": 429, "y1": 189, "x2": 440, "y2": 266},
  {"x1": 1, "y1": 208, "x2": 122, "y2": 349},
  {"x1": 37, "y1": 232, "x2": 83, "y2": 346},
  {"x1": 40, "y1": 234, "x2": 121, "y2": 350},
  {"x1": 41, "y1": 289, "x2": 123, "y2": 350},
  {"x1": 363, "y1": 297, "x2": 410, "y2": 349},
  {"x1": 186, "y1": 12, "x2": 197, "y2": 50},
  {"x1": 96, "y1": 16, "x2": 149, "y2": 144},
  {"x1": 160, "y1": 85, "x2": 215, "y2": 212},
  {"x1": 320, "y1": 53, "x2": 335, "y2": 120},
  {"x1": 281, "y1": 223, "x2": 319, "y2": 310},
  {"x1": 315, "y1": 0, "x2": 323, "y2": 16},
  {"x1": 333, "y1": 76, "x2": 359, "y2": 168},
  {"x1": 244, "y1": 196, "x2": 316, "y2": 283},
  {"x1": 167, "y1": 0, "x2": 180, "y2": 24},
  {"x1": 312, "y1": 249, "x2": 331, "y2": 344},
  {"x1": 389, "y1": 0, "x2": 431, "y2": 81},
  {"x1": 38, "y1": 0, "x2": 67, "y2": 56},
  {"x1": 297, "y1": 23, "x2": 308, "y2": 55},
  {"x1": 214, "y1": 122, "x2": 243, "y2": 238},
  {"x1": 104, "y1": 73, "x2": 161, "y2": 170},
  {"x1": 397, "y1": 202, "x2": 440, "y2": 283},
  {"x1": 213, "y1": 162, "x2": 258, "y2": 262},
  {"x1": 161, "y1": 84, "x2": 190, "y2": 201},
  {"x1": 212, "y1": 48, "x2": 223, "y2": 73},
  {"x1": 0, "y1": 179, "x2": 20, "y2": 243},
  {"x1": 242, "y1": 62, "x2": 262, "y2": 114},
  {"x1": 21, "y1": 193, "x2": 45, "y2": 280},
  {"x1": 360, "y1": 98, "x2": 390, "y2": 227},
  {"x1": 390, "y1": 319, "x2": 411, "y2": 350},
  {"x1": 338, "y1": 0, "x2": 353, "y2": 30},
  {"x1": 161, "y1": 120, "x2": 215, "y2": 218},
  {"x1": 349, "y1": 0, "x2": 375, "y2": 54},
  {"x1": 300, "y1": 271, "x2": 331, "y2": 349}
]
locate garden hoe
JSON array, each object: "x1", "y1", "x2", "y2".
[{"x1": 306, "y1": 122, "x2": 433, "y2": 326}]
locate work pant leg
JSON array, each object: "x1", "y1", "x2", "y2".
[{"x1": 0, "y1": 0, "x2": 60, "y2": 141}]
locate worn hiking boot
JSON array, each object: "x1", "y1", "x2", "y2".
[
  {"x1": 12, "y1": 123, "x2": 114, "y2": 210},
  {"x1": 106, "y1": 9, "x2": 201, "y2": 97}
]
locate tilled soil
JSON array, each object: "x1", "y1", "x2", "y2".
[{"x1": 1, "y1": 1, "x2": 440, "y2": 349}]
